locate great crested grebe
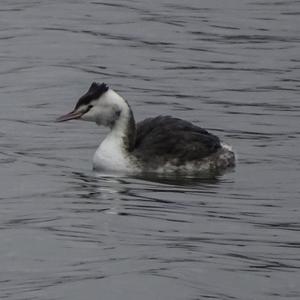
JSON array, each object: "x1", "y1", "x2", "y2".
[{"x1": 57, "y1": 82, "x2": 235, "y2": 173}]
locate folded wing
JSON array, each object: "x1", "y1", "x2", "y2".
[{"x1": 134, "y1": 116, "x2": 221, "y2": 164}]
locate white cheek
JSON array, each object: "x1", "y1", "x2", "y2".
[
  {"x1": 81, "y1": 106, "x2": 110, "y2": 126},
  {"x1": 81, "y1": 107, "x2": 99, "y2": 122},
  {"x1": 80, "y1": 103, "x2": 117, "y2": 127}
]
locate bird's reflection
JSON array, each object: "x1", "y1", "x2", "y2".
[
  {"x1": 70, "y1": 171, "x2": 129, "y2": 198},
  {"x1": 69, "y1": 169, "x2": 224, "y2": 196},
  {"x1": 66, "y1": 169, "x2": 226, "y2": 207},
  {"x1": 55, "y1": 170, "x2": 232, "y2": 235}
]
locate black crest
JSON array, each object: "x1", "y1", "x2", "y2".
[{"x1": 75, "y1": 82, "x2": 109, "y2": 109}]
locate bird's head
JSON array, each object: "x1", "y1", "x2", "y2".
[{"x1": 57, "y1": 82, "x2": 127, "y2": 127}]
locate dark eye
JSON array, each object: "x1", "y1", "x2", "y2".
[{"x1": 86, "y1": 105, "x2": 93, "y2": 112}]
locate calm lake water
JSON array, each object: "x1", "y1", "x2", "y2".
[{"x1": 0, "y1": 0, "x2": 299, "y2": 299}]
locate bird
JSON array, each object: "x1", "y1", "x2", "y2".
[{"x1": 57, "y1": 82, "x2": 235, "y2": 174}]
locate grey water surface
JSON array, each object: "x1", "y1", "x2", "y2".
[{"x1": 0, "y1": 0, "x2": 300, "y2": 299}]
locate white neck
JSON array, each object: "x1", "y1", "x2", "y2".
[
  {"x1": 92, "y1": 94, "x2": 136, "y2": 171},
  {"x1": 102, "y1": 105, "x2": 131, "y2": 151}
]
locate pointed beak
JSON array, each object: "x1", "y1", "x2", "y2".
[{"x1": 56, "y1": 110, "x2": 83, "y2": 122}]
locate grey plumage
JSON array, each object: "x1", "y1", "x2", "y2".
[{"x1": 132, "y1": 116, "x2": 222, "y2": 168}]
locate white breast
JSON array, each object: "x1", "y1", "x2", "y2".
[{"x1": 92, "y1": 132, "x2": 133, "y2": 172}]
